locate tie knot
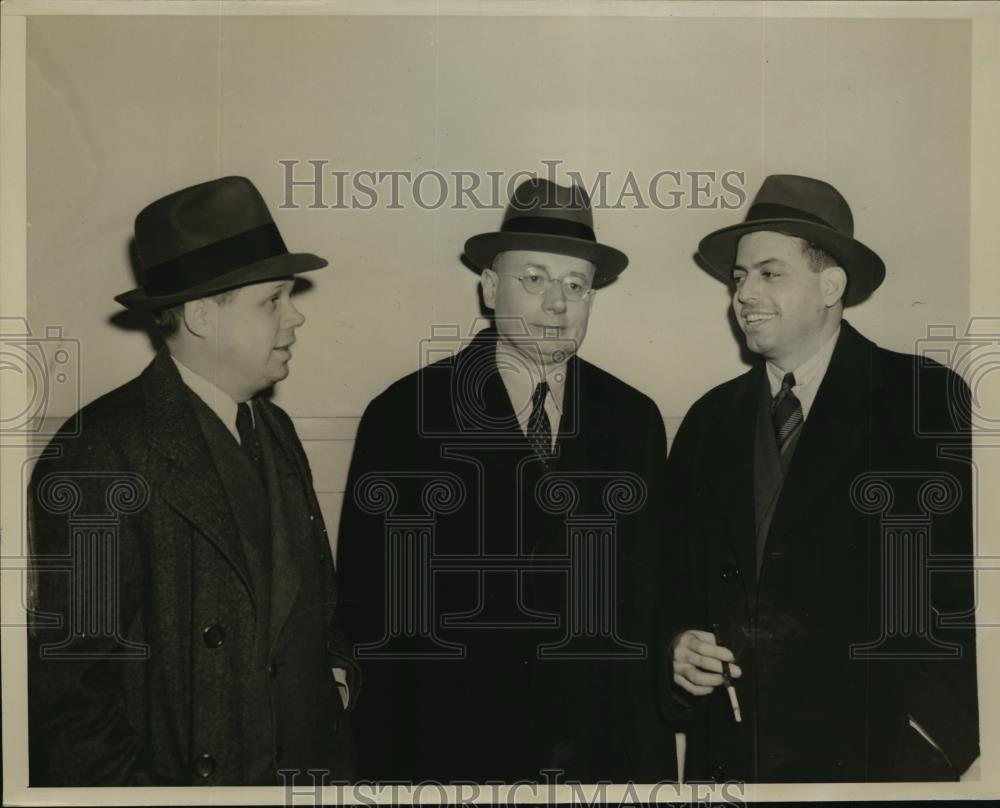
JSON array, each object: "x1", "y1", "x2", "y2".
[
  {"x1": 236, "y1": 401, "x2": 254, "y2": 438},
  {"x1": 781, "y1": 372, "x2": 796, "y2": 392}
]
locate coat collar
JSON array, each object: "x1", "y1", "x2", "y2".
[
  {"x1": 762, "y1": 319, "x2": 881, "y2": 551},
  {"x1": 719, "y1": 320, "x2": 882, "y2": 589},
  {"x1": 458, "y1": 327, "x2": 594, "y2": 462},
  {"x1": 140, "y1": 350, "x2": 256, "y2": 603}
]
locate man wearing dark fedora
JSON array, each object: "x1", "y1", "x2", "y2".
[
  {"x1": 661, "y1": 174, "x2": 978, "y2": 781},
  {"x1": 28, "y1": 176, "x2": 357, "y2": 786},
  {"x1": 336, "y1": 178, "x2": 675, "y2": 782}
]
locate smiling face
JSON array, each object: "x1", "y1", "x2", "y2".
[
  {"x1": 198, "y1": 279, "x2": 305, "y2": 401},
  {"x1": 732, "y1": 231, "x2": 847, "y2": 371},
  {"x1": 480, "y1": 250, "x2": 596, "y2": 371}
]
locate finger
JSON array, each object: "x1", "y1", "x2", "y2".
[
  {"x1": 682, "y1": 666, "x2": 726, "y2": 688},
  {"x1": 692, "y1": 640, "x2": 735, "y2": 663},
  {"x1": 686, "y1": 629, "x2": 718, "y2": 646},
  {"x1": 674, "y1": 672, "x2": 713, "y2": 697},
  {"x1": 730, "y1": 663, "x2": 743, "y2": 678},
  {"x1": 688, "y1": 654, "x2": 724, "y2": 675}
]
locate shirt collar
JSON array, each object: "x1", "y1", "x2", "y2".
[
  {"x1": 766, "y1": 325, "x2": 840, "y2": 393},
  {"x1": 171, "y1": 356, "x2": 245, "y2": 442},
  {"x1": 495, "y1": 340, "x2": 567, "y2": 415},
  {"x1": 765, "y1": 325, "x2": 841, "y2": 420}
]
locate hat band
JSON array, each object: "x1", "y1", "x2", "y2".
[
  {"x1": 143, "y1": 223, "x2": 287, "y2": 296},
  {"x1": 501, "y1": 215, "x2": 596, "y2": 243},
  {"x1": 746, "y1": 202, "x2": 834, "y2": 231}
]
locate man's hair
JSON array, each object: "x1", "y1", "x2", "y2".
[
  {"x1": 800, "y1": 239, "x2": 839, "y2": 273},
  {"x1": 784, "y1": 234, "x2": 848, "y2": 303},
  {"x1": 151, "y1": 288, "x2": 238, "y2": 340}
]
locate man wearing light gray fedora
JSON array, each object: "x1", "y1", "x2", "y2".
[
  {"x1": 661, "y1": 174, "x2": 979, "y2": 782},
  {"x1": 28, "y1": 176, "x2": 357, "y2": 786}
]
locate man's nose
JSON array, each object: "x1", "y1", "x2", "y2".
[
  {"x1": 542, "y1": 281, "x2": 567, "y2": 313},
  {"x1": 736, "y1": 274, "x2": 760, "y2": 303},
  {"x1": 284, "y1": 299, "x2": 306, "y2": 328}
]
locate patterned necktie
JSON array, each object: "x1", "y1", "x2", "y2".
[
  {"x1": 771, "y1": 372, "x2": 803, "y2": 454},
  {"x1": 236, "y1": 401, "x2": 264, "y2": 474},
  {"x1": 527, "y1": 381, "x2": 553, "y2": 466}
]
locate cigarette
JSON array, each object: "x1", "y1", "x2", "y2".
[
  {"x1": 713, "y1": 623, "x2": 742, "y2": 723},
  {"x1": 724, "y1": 676, "x2": 743, "y2": 723}
]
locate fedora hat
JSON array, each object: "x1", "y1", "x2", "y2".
[
  {"x1": 115, "y1": 176, "x2": 327, "y2": 309},
  {"x1": 697, "y1": 174, "x2": 885, "y2": 306},
  {"x1": 464, "y1": 178, "x2": 628, "y2": 288}
]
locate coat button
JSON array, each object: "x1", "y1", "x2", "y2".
[
  {"x1": 721, "y1": 564, "x2": 740, "y2": 582},
  {"x1": 268, "y1": 661, "x2": 278, "y2": 678},
  {"x1": 203, "y1": 625, "x2": 226, "y2": 648},
  {"x1": 712, "y1": 762, "x2": 726, "y2": 780},
  {"x1": 194, "y1": 754, "x2": 216, "y2": 779}
]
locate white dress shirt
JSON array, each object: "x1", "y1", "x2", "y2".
[
  {"x1": 171, "y1": 356, "x2": 248, "y2": 443},
  {"x1": 495, "y1": 341, "x2": 566, "y2": 449},
  {"x1": 765, "y1": 326, "x2": 840, "y2": 421}
]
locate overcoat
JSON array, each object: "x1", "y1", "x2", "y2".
[
  {"x1": 660, "y1": 321, "x2": 979, "y2": 782},
  {"x1": 28, "y1": 351, "x2": 356, "y2": 786},
  {"x1": 337, "y1": 327, "x2": 675, "y2": 783}
]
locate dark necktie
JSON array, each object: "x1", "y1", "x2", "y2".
[
  {"x1": 236, "y1": 401, "x2": 264, "y2": 476},
  {"x1": 527, "y1": 382, "x2": 553, "y2": 466},
  {"x1": 771, "y1": 372, "x2": 803, "y2": 454}
]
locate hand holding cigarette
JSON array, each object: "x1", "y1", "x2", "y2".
[{"x1": 671, "y1": 628, "x2": 743, "y2": 703}]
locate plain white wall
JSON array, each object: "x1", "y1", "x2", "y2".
[{"x1": 25, "y1": 13, "x2": 971, "y2": 537}]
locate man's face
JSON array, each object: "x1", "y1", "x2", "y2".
[
  {"x1": 209, "y1": 279, "x2": 304, "y2": 401},
  {"x1": 732, "y1": 231, "x2": 844, "y2": 371},
  {"x1": 481, "y1": 250, "x2": 596, "y2": 371}
]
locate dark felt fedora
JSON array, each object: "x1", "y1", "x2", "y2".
[
  {"x1": 116, "y1": 176, "x2": 327, "y2": 309},
  {"x1": 697, "y1": 174, "x2": 885, "y2": 306},
  {"x1": 464, "y1": 178, "x2": 628, "y2": 288}
]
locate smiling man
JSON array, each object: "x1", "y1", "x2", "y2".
[
  {"x1": 337, "y1": 178, "x2": 675, "y2": 782},
  {"x1": 28, "y1": 177, "x2": 356, "y2": 786},
  {"x1": 660, "y1": 175, "x2": 979, "y2": 782}
]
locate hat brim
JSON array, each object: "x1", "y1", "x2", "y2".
[
  {"x1": 697, "y1": 219, "x2": 885, "y2": 307},
  {"x1": 464, "y1": 232, "x2": 628, "y2": 289},
  {"x1": 114, "y1": 252, "x2": 328, "y2": 310}
]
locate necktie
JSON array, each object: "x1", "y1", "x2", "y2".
[
  {"x1": 527, "y1": 382, "x2": 553, "y2": 466},
  {"x1": 236, "y1": 401, "x2": 264, "y2": 475},
  {"x1": 771, "y1": 372, "x2": 803, "y2": 454}
]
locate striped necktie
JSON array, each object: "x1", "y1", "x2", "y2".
[
  {"x1": 527, "y1": 381, "x2": 553, "y2": 466},
  {"x1": 771, "y1": 372, "x2": 803, "y2": 454}
]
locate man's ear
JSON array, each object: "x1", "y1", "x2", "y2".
[
  {"x1": 820, "y1": 266, "x2": 848, "y2": 307},
  {"x1": 181, "y1": 297, "x2": 214, "y2": 338},
  {"x1": 481, "y1": 269, "x2": 498, "y2": 309}
]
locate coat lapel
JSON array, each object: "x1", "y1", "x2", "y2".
[
  {"x1": 454, "y1": 328, "x2": 529, "y2": 438},
  {"x1": 762, "y1": 322, "x2": 879, "y2": 556},
  {"x1": 141, "y1": 352, "x2": 256, "y2": 605},
  {"x1": 720, "y1": 366, "x2": 764, "y2": 592},
  {"x1": 556, "y1": 357, "x2": 609, "y2": 474},
  {"x1": 254, "y1": 400, "x2": 304, "y2": 651}
]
